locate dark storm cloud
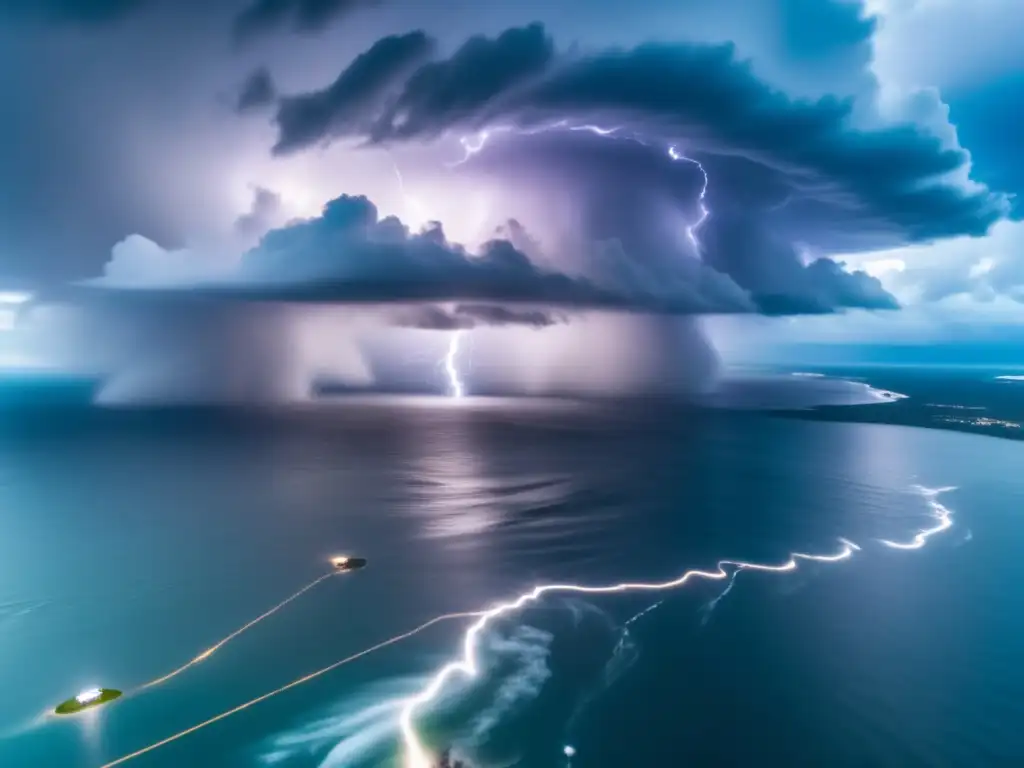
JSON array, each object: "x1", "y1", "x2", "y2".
[
  {"x1": 370, "y1": 23, "x2": 555, "y2": 141},
  {"x1": 234, "y1": 0, "x2": 379, "y2": 42},
  {"x1": 272, "y1": 31, "x2": 434, "y2": 154},
  {"x1": 65, "y1": 194, "x2": 762, "y2": 315},
  {"x1": 456, "y1": 303, "x2": 560, "y2": 327},
  {"x1": 272, "y1": 24, "x2": 554, "y2": 152},
  {"x1": 390, "y1": 303, "x2": 561, "y2": 330},
  {"x1": 234, "y1": 185, "x2": 282, "y2": 237},
  {"x1": 229, "y1": 194, "x2": 747, "y2": 312},
  {"x1": 461, "y1": 127, "x2": 898, "y2": 314},
  {"x1": 276, "y1": 24, "x2": 1005, "y2": 246},
  {"x1": 0, "y1": 0, "x2": 146, "y2": 23},
  {"x1": 69, "y1": 193, "x2": 898, "y2": 316},
  {"x1": 236, "y1": 67, "x2": 277, "y2": 112},
  {"x1": 752, "y1": 260, "x2": 898, "y2": 315}
]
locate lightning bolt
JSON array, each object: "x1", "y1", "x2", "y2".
[
  {"x1": 668, "y1": 145, "x2": 710, "y2": 253},
  {"x1": 398, "y1": 542, "x2": 857, "y2": 768},
  {"x1": 444, "y1": 330, "x2": 465, "y2": 398},
  {"x1": 389, "y1": 152, "x2": 431, "y2": 230},
  {"x1": 449, "y1": 122, "x2": 622, "y2": 167},
  {"x1": 448, "y1": 124, "x2": 710, "y2": 256},
  {"x1": 442, "y1": 125, "x2": 712, "y2": 402},
  {"x1": 397, "y1": 491, "x2": 947, "y2": 768},
  {"x1": 388, "y1": 152, "x2": 468, "y2": 399},
  {"x1": 878, "y1": 486, "x2": 955, "y2": 549}
]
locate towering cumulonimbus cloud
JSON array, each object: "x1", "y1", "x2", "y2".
[
  {"x1": 266, "y1": 23, "x2": 1006, "y2": 308},
  {"x1": 240, "y1": 20, "x2": 1012, "y2": 401},
  {"x1": 36, "y1": 193, "x2": 745, "y2": 403},
  {"x1": 78, "y1": 194, "x2": 758, "y2": 316},
  {"x1": 455, "y1": 128, "x2": 899, "y2": 315}
]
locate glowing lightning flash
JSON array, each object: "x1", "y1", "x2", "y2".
[
  {"x1": 450, "y1": 122, "x2": 622, "y2": 167},
  {"x1": 398, "y1": 493, "x2": 948, "y2": 768},
  {"x1": 389, "y1": 153, "x2": 431, "y2": 230},
  {"x1": 445, "y1": 331, "x2": 465, "y2": 398},
  {"x1": 448, "y1": 126, "x2": 711, "y2": 256},
  {"x1": 668, "y1": 145, "x2": 710, "y2": 253},
  {"x1": 399, "y1": 542, "x2": 859, "y2": 768}
]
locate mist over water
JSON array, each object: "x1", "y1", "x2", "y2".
[{"x1": 0, "y1": 398, "x2": 1022, "y2": 767}]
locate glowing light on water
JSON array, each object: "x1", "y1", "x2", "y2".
[
  {"x1": 75, "y1": 688, "x2": 102, "y2": 705},
  {"x1": 878, "y1": 485, "x2": 955, "y2": 550}
]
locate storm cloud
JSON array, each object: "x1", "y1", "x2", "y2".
[
  {"x1": 273, "y1": 23, "x2": 1006, "y2": 247},
  {"x1": 79, "y1": 194, "x2": 761, "y2": 316},
  {"x1": 273, "y1": 31, "x2": 435, "y2": 154},
  {"x1": 254, "y1": 23, "x2": 1020, "y2": 318},
  {"x1": 236, "y1": 67, "x2": 277, "y2": 113},
  {"x1": 390, "y1": 303, "x2": 563, "y2": 330},
  {"x1": 445, "y1": 121, "x2": 898, "y2": 314}
]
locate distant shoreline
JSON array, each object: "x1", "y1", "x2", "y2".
[{"x1": 774, "y1": 402, "x2": 1024, "y2": 443}]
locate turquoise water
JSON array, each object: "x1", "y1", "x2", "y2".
[{"x1": 0, "y1": 400, "x2": 1022, "y2": 767}]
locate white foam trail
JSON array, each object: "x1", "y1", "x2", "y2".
[
  {"x1": 565, "y1": 606, "x2": 644, "y2": 737},
  {"x1": 700, "y1": 568, "x2": 742, "y2": 626},
  {"x1": 878, "y1": 486, "x2": 956, "y2": 550},
  {"x1": 624, "y1": 599, "x2": 664, "y2": 628},
  {"x1": 469, "y1": 625, "x2": 554, "y2": 742},
  {"x1": 264, "y1": 677, "x2": 430, "y2": 768}
]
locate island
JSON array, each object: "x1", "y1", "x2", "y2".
[{"x1": 54, "y1": 688, "x2": 122, "y2": 715}]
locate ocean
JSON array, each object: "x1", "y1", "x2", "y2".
[{"x1": 1, "y1": 379, "x2": 1023, "y2": 767}]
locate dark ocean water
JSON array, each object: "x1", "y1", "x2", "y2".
[{"x1": 1, "y1": 395, "x2": 1023, "y2": 768}]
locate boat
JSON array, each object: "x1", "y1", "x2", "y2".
[{"x1": 331, "y1": 555, "x2": 368, "y2": 572}]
